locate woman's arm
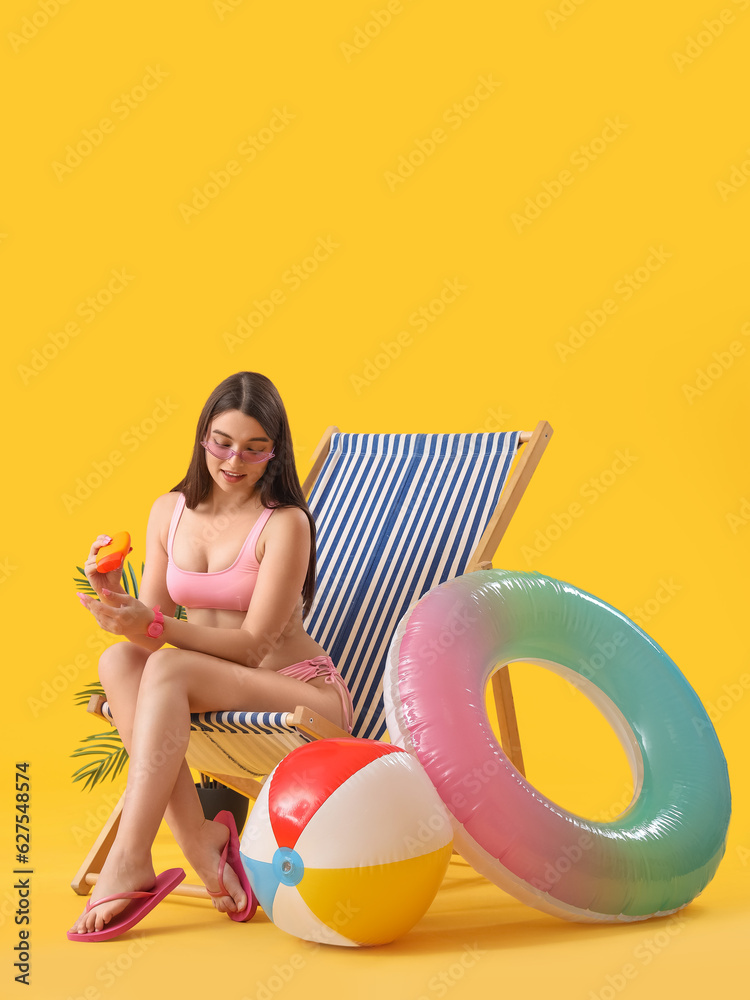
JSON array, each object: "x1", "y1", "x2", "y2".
[
  {"x1": 231, "y1": 505, "x2": 312, "y2": 667},
  {"x1": 122, "y1": 493, "x2": 179, "y2": 652},
  {"x1": 81, "y1": 504, "x2": 312, "y2": 668}
]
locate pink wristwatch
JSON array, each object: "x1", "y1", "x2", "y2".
[{"x1": 147, "y1": 605, "x2": 165, "y2": 638}]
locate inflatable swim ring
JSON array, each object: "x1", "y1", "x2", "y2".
[{"x1": 383, "y1": 569, "x2": 731, "y2": 922}]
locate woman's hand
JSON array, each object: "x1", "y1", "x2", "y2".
[
  {"x1": 84, "y1": 534, "x2": 133, "y2": 604},
  {"x1": 77, "y1": 588, "x2": 152, "y2": 638}
]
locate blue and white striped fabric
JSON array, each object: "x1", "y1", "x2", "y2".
[
  {"x1": 100, "y1": 702, "x2": 301, "y2": 737},
  {"x1": 99, "y1": 700, "x2": 318, "y2": 782},
  {"x1": 190, "y1": 711, "x2": 300, "y2": 735},
  {"x1": 303, "y1": 431, "x2": 520, "y2": 740}
]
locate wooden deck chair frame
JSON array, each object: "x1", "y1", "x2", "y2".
[{"x1": 72, "y1": 420, "x2": 552, "y2": 900}]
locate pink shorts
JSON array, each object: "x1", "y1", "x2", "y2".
[{"x1": 277, "y1": 654, "x2": 354, "y2": 734}]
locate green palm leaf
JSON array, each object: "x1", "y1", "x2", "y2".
[
  {"x1": 71, "y1": 731, "x2": 129, "y2": 791},
  {"x1": 126, "y1": 561, "x2": 140, "y2": 597},
  {"x1": 74, "y1": 568, "x2": 96, "y2": 597}
]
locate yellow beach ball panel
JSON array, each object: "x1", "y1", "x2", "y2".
[{"x1": 297, "y1": 845, "x2": 456, "y2": 946}]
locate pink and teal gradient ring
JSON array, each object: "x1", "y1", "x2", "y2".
[{"x1": 383, "y1": 569, "x2": 731, "y2": 923}]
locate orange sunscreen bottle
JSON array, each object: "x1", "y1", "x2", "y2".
[{"x1": 96, "y1": 532, "x2": 131, "y2": 574}]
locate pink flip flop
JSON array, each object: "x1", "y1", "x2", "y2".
[
  {"x1": 67, "y1": 868, "x2": 186, "y2": 942},
  {"x1": 208, "y1": 810, "x2": 257, "y2": 922}
]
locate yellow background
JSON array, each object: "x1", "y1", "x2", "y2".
[{"x1": 1, "y1": 0, "x2": 748, "y2": 997}]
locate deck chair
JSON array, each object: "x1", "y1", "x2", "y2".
[{"x1": 73, "y1": 421, "x2": 553, "y2": 899}]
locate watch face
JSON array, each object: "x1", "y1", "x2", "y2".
[{"x1": 147, "y1": 608, "x2": 164, "y2": 637}]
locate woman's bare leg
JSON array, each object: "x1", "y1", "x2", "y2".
[
  {"x1": 71, "y1": 645, "x2": 345, "y2": 933},
  {"x1": 70, "y1": 644, "x2": 243, "y2": 933},
  {"x1": 97, "y1": 643, "x2": 205, "y2": 846}
]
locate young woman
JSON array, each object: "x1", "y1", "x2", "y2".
[{"x1": 69, "y1": 371, "x2": 353, "y2": 940}]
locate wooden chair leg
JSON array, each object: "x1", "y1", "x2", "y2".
[
  {"x1": 492, "y1": 667, "x2": 526, "y2": 777},
  {"x1": 71, "y1": 792, "x2": 125, "y2": 895},
  {"x1": 469, "y1": 563, "x2": 527, "y2": 777}
]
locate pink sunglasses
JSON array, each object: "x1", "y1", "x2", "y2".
[{"x1": 201, "y1": 439, "x2": 275, "y2": 464}]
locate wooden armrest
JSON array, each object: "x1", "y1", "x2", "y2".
[
  {"x1": 288, "y1": 706, "x2": 351, "y2": 740},
  {"x1": 87, "y1": 693, "x2": 109, "y2": 721}
]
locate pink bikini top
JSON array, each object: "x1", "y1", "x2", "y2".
[{"x1": 166, "y1": 493, "x2": 276, "y2": 611}]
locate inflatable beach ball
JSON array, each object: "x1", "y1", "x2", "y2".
[{"x1": 239, "y1": 738, "x2": 453, "y2": 946}]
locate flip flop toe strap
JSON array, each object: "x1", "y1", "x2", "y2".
[
  {"x1": 85, "y1": 889, "x2": 155, "y2": 911},
  {"x1": 206, "y1": 837, "x2": 230, "y2": 899}
]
